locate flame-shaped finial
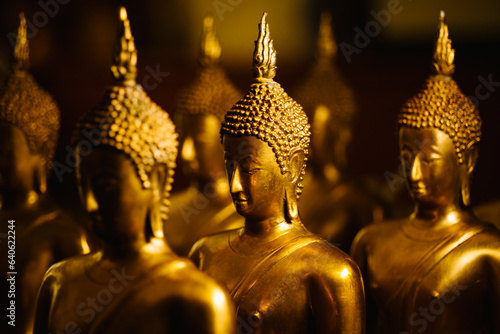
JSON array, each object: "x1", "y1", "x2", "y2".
[
  {"x1": 199, "y1": 15, "x2": 222, "y2": 68},
  {"x1": 13, "y1": 12, "x2": 29, "y2": 72},
  {"x1": 111, "y1": 7, "x2": 137, "y2": 85},
  {"x1": 252, "y1": 12, "x2": 277, "y2": 82},
  {"x1": 433, "y1": 10, "x2": 455, "y2": 76},
  {"x1": 317, "y1": 12, "x2": 337, "y2": 61}
]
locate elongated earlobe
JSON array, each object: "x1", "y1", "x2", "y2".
[
  {"x1": 460, "y1": 175, "x2": 470, "y2": 207},
  {"x1": 284, "y1": 150, "x2": 305, "y2": 223},
  {"x1": 34, "y1": 156, "x2": 47, "y2": 195},
  {"x1": 148, "y1": 164, "x2": 168, "y2": 239},
  {"x1": 285, "y1": 185, "x2": 299, "y2": 223},
  {"x1": 460, "y1": 144, "x2": 479, "y2": 207}
]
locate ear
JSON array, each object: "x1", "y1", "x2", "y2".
[
  {"x1": 460, "y1": 143, "x2": 479, "y2": 207},
  {"x1": 148, "y1": 164, "x2": 168, "y2": 239},
  {"x1": 287, "y1": 149, "x2": 306, "y2": 184},
  {"x1": 464, "y1": 143, "x2": 479, "y2": 175}
]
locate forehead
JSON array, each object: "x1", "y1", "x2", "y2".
[
  {"x1": 399, "y1": 127, "x2": 454, "y2": 150},
  {"x1": 0, "y1": 122, "x2": 30, "y2": 152},
  {"x1": 181, "y1": 114, "x2": 220, "y2": 132},
  {"x1": 222, "y1": 135, "x2": 275, "y2": 161},
  {"x1": 78, "y1": 146, "x2": 134, "y2": 175}
]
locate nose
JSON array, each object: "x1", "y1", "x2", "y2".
[
  {"x1": 181, "y1": 137, "x2": 195, "y2": 163},
  {"x1": 229, "y1": 166, "x2": 243, "y2": 194},
  {"x1": 411, "y1": 153, "x2": 423, "y2": 182}
]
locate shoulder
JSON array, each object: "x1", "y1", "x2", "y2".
[
  {"x1": 188, "y1": 228, "x2": 240, "y2": 260},
  {"x1": 303, "y1": 237, "x2": 363, "y2": 283},
  {"x1": 41, "y1": 252, "x2": 97, "y2": 288},
  {"x1": 154, "y1": 258, "x2": 234, "y2": 311},
  {"x1": 352, "y1": 218, "x2": 403, "y2": 249},
  {"x1": 461, "y1": 222, "x2": 500, "y2": 262}
]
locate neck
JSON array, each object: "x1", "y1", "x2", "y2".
[
  {"x1": 101, "y1": 234, "x2": 169, "y2": 263},
  {"x1": 243, "y1": 212, "x2": 291, "y2": 242},
  {"x1": 0, "y1": 189, "x2": 39, "y2": 211},
  {"x1": 412, "y1": 201, "x2": 464, "y2": 229}
]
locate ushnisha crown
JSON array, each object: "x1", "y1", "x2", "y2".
[
  {"x1": 175, "y1": 15, "x2": 241, "y2": 122},
  {"x1": 73, "y1": 7, "x2": 178, "y2": 215},
  {"x1": 220, "y1": 13, "x2": 311, "y2": 198},
  {"x1": 398, "y1": 11, "x2": 481, "y2": 164},
  {"x1": 0, "y1": 13, "x2": 60, "y2": 169},
  {"x1": 294, "y1": 12, "x2": 356, "y2": 131}
]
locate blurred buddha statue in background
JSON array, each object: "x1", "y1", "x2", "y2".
[
  {"x1": 0, "y1": 13, "x2": 89, "y2": 334},
  {"x1": 351, "y1": 11, "x2": 500, "y2": 334},
  {"x1": 34, "y1": 8, "x2": 235, "y2": 334},
  {"x1": 474, "y1": 199, "x2": 500, "y2": 230},
  {"x1": 165, "y1": 15, "x2": 243, "y2": 256},
  {"x1": 190, "y1": 13, "x2": 365, "y2": 334},
  {"x1": 294, "y1": 12, "x2": 384, "y2": 253}
]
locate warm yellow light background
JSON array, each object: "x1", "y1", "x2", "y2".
[
  {"x1": 371, "y1": 0, "x2": 500, "y2": 42},
  {"x1": 146, "y1": 0, "x2": 315, "y2": 67}
]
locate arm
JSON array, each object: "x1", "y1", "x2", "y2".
[
  {"x1": 188, "y1": 237, "x2": 208, "y2": 268},
  {"x1": 310, "y1": 256, "x2": 365, "y2": 334},
  {"x1": 486, "y1": 246, "x2": 500, "y2": 333},
  {"x1": 351, "y1": 228, "x2": 380, "y2": 333},
  {"x1": 175, "y1": 283, "x2": 236, "y2": 334},
  {"x1": 33, "y1": 271, "x2": 56, "y2": 334}
]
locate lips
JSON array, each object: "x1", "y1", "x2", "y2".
[
  {"x1": 232, "y1": 194, "x2": 247, "y2": 204},
  {"x1": 411, "y1": 184, "x2": 426, "y2": 195}
]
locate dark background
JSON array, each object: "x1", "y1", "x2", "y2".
[{"x1": 1, "y1": 0, "x2": 499, "y2": 218}]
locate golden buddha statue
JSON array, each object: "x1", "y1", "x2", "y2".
[
  {"x1": 165, "y1": 15, "x2": 243, "y2": 256},
  {"x1": 33, "y1": 8, "x2": 235, "y2": 334},
  {"x1": 294, "y1": 12, "x2": 384, "y2": 252},
  {"x1": 0, "y1": 13, "x2": 89, "y2": 334},
  {"x1": 351, "y1": 11, "x2": 500, "y2": 334},
  {"x1": 189, "y1": 13, "x2": 365, "y2": 334}
]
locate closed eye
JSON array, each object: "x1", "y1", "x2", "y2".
[{"x1": 243, "y1": 168, "x2": 262, "y2": 175}]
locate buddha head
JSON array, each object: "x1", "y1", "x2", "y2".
[
  {"x1": 293, "y1": 12, "x2": 356, "y2": 177},
  {"x1": 0, "y1": 13, "x2": 60, "y2": 207},
  {"x1": 220, "y1": 13, "x2": 310, "y2": 223},
  {"x1": 398, "y1": 11, "x2": 481, "y2": 210},
  {"x1": 73, "y1": 7, "x2": 178, "y2": 243},
  {"x1": 175, "y1": 15, "x2": 241, "y2": 185}
]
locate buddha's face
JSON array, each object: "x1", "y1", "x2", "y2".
[
  {"x1": 223, "y1": 135, "x2": 285, "y2": 221},
  {"x1": 77, "y1": 146, "x2": 154, "y2": 243},
  {"x1": 399, "y1": 127, "x2": 461, "y2": 209},
  {"x1": 181, "y1": 114, "x2": 224, "y2": 181},
  {"x1": 309, "y1": 105, "x2": 350, "y2": 170},
  {"x1": 0, "y1": 122, "x2": 37, "y2": 197}
]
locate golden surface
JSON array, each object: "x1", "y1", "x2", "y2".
[
  {"x1": 0, "y1": 13, "x2": 88, "y2": 334},
  {"x1": 34, "y1": 7, "x2": 235, "y2": 334},
  {"x1": 73, "y1": 7, "x2": 178, "y2": 225},
  {"x1": 399, "y1": 11, "x2": 481, "y2": 166},
  {"x1": 165, "y1": 15, "x2": 243, "y2": 256},
  {"x1": 190, "y1": 13, "x2": 365, "y2": 333},
  {"x1": 351, "y1": 11, "x2": 500, "y2": 334}
]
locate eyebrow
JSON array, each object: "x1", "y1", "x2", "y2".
[{"x1": 240, "y1": 154, "x2": 261, "y2": 164}]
